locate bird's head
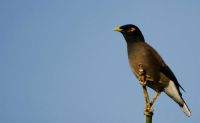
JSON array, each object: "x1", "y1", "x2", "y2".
[{"x1": 113, "y1": 24, "x2": 145, "y2": 42}]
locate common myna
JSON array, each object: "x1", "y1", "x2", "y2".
[{"x1": 114, "y1": 24, "x2": 191, "y2": 117}]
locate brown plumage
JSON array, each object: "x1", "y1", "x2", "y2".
[{"x1": 114, "y1": 24, "x2": 191, "y2": 117}]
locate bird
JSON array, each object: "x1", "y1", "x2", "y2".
[{"x1": 113, "y1": 24, "x2": 191, "y2": 117}]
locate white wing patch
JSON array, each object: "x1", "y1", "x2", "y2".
[{"x1": 164, "y1": 80, "x2": 184, "y2": 105}]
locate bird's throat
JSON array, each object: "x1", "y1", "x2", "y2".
[{"x1": 123, "y1": 34, "x2": 145, "y2": 43}]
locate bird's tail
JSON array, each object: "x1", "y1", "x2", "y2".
[
  {"x1": 182, "y1": 103, "x2": 191, "y2": 117},
  {"x1": 164, "y1": 80, "x2": 191, "y2": 117}
]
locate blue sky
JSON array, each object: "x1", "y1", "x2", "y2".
[{"x1": 1, "y1": 0, "x2": 200, "y2": 123}]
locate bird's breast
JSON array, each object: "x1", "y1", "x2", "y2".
[{"x1": 128, "y1": 45, "x2": 161, "y2": 83}]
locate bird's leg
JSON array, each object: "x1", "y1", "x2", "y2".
[
  {"x1": 150, "y1": 91, "x2": 161, "y2": 106},
  {"x1": 142, "y1": 86, "x2": 154, "y2": 116},
  {"x1": 138, "y1": 64, "x2": 153, "y2": 116},
  {"x1": 138, "y1": 64, "x2": 149, "y2": 104},
  {"x1": 138, "y1": 64, "x2": 146, "y2": 86}
]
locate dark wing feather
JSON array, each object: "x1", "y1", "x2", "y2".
[
  {"x1": 144, "y1": 43, "x2": 185, "y2": 93},
  {"x1": 161, "y1": 64, "x2": 185, "y2": 93}
]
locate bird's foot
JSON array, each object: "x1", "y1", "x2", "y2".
[
  {"x1": 144, "y1": 104, "x2": 154, "y2": 116},
  {"x1": 138, "y1": 64, "x2": 153, "y2": 116}
]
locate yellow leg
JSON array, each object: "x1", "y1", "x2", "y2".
[
  {"x1": 142, "y1": 86, "x2": 153, "y2": 116},
  {"x1": 142, "y1": 86, "x2": 150, "y2": 107},
  {"x1": 150, "y1": 91, "x2": 161, "y2": 106},
  {"x1": 138, "y1": 64, "x2": 153, "y2": 116}
]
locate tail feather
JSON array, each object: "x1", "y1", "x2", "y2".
[
  {"x1": 164, "y1": 80, "x2": 191, "y2": 117},
  {"x1": 182, "y1": 103, "x2": 191, "y2": 117}
]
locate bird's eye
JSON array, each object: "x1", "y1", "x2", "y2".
[{"x1": 127, "y1": 27, "x2": 136, "y2": 32}]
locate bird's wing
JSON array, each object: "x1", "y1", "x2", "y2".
[
  {"x1": 161, "y1": 64, "x2": 185, "y2": 93},
  {"x1": 145, "y1": 43, "x2": 185, "y2": 93}
]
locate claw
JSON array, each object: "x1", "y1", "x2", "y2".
[{"x1": 144, "y1": 104, "x2": 154, "y2": 116}]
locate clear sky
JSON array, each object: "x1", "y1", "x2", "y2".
[{"x1": 1, "y1": 0, "x2": 200, "y2": 123}]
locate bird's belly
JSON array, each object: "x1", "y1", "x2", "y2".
[{"x1": 146, "y1": 80, "x2": 167, "y2": 91}]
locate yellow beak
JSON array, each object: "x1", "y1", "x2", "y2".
[{"x1": 113, "y1": 27, "x2": 123, "y2": 32}]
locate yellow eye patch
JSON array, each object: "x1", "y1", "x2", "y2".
[{"x1": 127, "y1": 27, "x2": 136, "y2": 32}]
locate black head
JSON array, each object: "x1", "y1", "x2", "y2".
[{"x1": 113, "y1": 24, "x2": 145, "y2": 42}]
